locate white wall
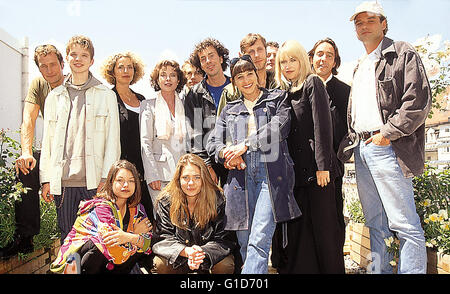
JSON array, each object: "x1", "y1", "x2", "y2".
[{"x1": 0, "y1": 28, "x2": 28, "y2": 143}]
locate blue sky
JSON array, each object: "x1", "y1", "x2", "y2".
[{"x1": 1, "y1": 0, "x2": 449, "y2": 97}]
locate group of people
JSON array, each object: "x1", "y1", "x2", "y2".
[{"x1": 1, "y1": 1, "x2": 432, "y2": 275}]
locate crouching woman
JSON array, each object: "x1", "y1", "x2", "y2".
[
  {"x1": 151, "y1": 153, "x2": 235, "y2": 274},
  {"x1": 50, "y1": 160, "x2": 152, "y2": 274}
]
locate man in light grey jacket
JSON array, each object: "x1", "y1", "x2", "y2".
[
  {"x1": 40, "y1": 35, "x2": 120, "y2": 242},
  {"x1": 339, "y1": 2, "x2": 432, "y2": 274}
]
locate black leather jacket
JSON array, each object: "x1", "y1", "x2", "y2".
[
  {"x1": 184, "y1": 78, "x2": 230, "y2": 166},
  {"x1": 151, "y1": 191, "x2": 235, "y2": 270}
]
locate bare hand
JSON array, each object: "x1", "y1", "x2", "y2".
[
  {"x1": 223, "y1": 142, "x2": 248, "y2": 163},
  {"x1": 225, "y1": 156, "x2": 246, "y2": 170},
  {"x1": 41, "y1": 183, "x2": 54, "y2": 203},
  {"x1": 149, "y1": 180, "x2": 162, "y2": 191},
  {"x1": 103, "y1": 224, "x2": 131, "y2": 247},
  {"x1": 15, "y1": 154, "x2": 36, "y2": 175},
  {"x1": 185, "y1": 245, "x2": 205, "y2": 270},
  {"x1": 365, "y1": 133, "x2": 390, "y2": 146},
  {"x1": 316, "y1": 170, "x2": 330, "y2": 187},
  {"x1": 133, "y1": 217, "x2": 152, "y2": 235}
]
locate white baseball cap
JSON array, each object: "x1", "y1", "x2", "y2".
[{"x1": 350, "y1": 1, "x2": 386, "y2": 21}]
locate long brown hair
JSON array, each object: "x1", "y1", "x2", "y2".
[
  {"x1": 157, "y1": 154, "x2": 223, "y2": 229},
  {"x1": 97, "y1": 160, "x2": 142, "y2": 207}
]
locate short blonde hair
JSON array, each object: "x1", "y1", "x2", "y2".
[
  {"x1": 101, "y1": 52, "x2": 145, "y2": 85},
  {"x1": 275, "y1": 40, "x2": 314, "y2": 92},
  {"x1": 66, "y1": 35, "x2": 94, "y2": 59}
]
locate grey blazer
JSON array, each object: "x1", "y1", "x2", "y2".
[{"x1": 139, "y1": 97, "x2": 187, "y2": 184}]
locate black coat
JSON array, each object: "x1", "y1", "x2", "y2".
[
  {"x1": 151, "y1": 192, "x2": 235, "y2": 270},
  {"x1": 326, "y1": 76, "x2": 350, "y2": 154},
  {"x1": 326, "y1": 76, "x2": 350, "y2": 175},
  {"x1": 287, "y1": 75, "x2": 338, "y2": 186},
  {"x1": 112, "y1": 87, "x2": 146, "y2": 179}
]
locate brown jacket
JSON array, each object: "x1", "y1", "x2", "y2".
[{"x1": 338, "y1": 37, "x2": 432, "y2": 177}]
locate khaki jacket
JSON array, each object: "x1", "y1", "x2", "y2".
[{"x1": 40, "y1": 84, "x2": 121, "y2": 194}]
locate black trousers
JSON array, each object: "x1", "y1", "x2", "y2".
[
  {"x1": 54, "y1": 187, "x2": 96, "y2": 243},
  {"x1": 78, "y1": 240, "x2": 144, "y2": 274},
  {"x1": 139, "y1": 180, "x2": 154, "y2": 224},
  {"x1": 15, "y1": 151, "x2": 41, "y2": 238},
  {"x1": 273, "y1": 182, "x2": 345, "y2": 274}
]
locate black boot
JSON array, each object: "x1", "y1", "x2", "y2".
[{"x1": 0, "y1": 235, "x2": 34, "y2": 260}]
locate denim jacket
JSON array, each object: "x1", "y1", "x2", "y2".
[
  {"x1": 338, "y1": 37, "x2": 432, "y2": 177},
  {"x1": 206, "y1": 88, "x2": 301, "y2": 230}
]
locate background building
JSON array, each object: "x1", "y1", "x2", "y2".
[{"x1": 0, "y1": 27, "x2": 29, "y2": 144}]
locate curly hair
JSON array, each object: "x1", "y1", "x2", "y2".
[
  {"x1": 34, "y1": 44, "x2": 64, "y2": 67},
  {"x1": 189, "y1": 37, "x2": 229, "y2": 75},
  {"x1": 150, "y1": 59, "x2": 186, "y2": 93},
  {"x1": 100, "y1": 52, "x2": 145, "y2": 85}
]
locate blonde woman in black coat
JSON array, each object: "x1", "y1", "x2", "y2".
[{"x1": 271, "y1": 40, "x2": 345, "y2": 274}]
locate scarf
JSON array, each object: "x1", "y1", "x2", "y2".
[{"x1": 154, "y1": 91, "x2": 186, "y2": 142}]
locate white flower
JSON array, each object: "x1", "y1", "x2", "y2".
[
  {"x1": 438, "y1": 209, "x2": 448, "y2": 220},
  {"x1": 384, "y1": 236, "x2": 394, "y2": 247},
  {"x1": 429, "y1": 213, "x2": 439, "y2": 222}
]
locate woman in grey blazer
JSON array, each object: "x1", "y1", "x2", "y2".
[{"x1": 140, "y1": 60, "x2": 187, "y2": 215}]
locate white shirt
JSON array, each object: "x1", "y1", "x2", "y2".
[
  {"x1": 244, "y1": 92, "x2": 262, "y2": 136},
  {"x1": 351, "y1": 42, "x2": 384, "y2": 133},
  {"x1": 124, "y1": 101, "x2": 140, "y2": 114}
]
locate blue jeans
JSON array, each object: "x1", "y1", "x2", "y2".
[
  {"x1": 354, "y1": 142, "x2": 426, "y2": 274},
  {"x1": 236, "y1": 151, "x2": 276, "y2": 274}
]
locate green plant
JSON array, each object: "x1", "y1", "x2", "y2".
[
  {"x1": 413, "y1": 165, "x2": 450, "y2": 254},
  {"x1": 384, "y1": 236, "x2": 400, "y2": 267},
  {"x1": 414, "y1": 35, "x2": 450, "y2": 118},
  {"x1": 0, "y1": 129, "x2": 59, "y2": 253},
  {"x1": 0, "y1": 129, "x2": 28, "y2": 247},
  {"x1": 347, "y1": 198, "x2": 366, "y2": 224}
]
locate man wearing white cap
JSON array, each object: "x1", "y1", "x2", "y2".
[{"x1": 338, "y1": 1, "x2": 431, "y2": 273}]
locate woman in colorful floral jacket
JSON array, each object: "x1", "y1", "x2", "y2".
[{"x1": 50, "y1": 160, "x2": 152, "y2": 274}]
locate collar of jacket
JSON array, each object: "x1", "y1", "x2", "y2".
[
  {"x1": 196, "y1": 75, "x2": 231, "y2": 104},
  {"x1": 112, "y1": 86, "x2": 145, "y2": 121},
  {"x1": 225, "y1": 88, "x2": 277, "y2": 115},
  {"x1": 352, "y1": 36, "x2": 396, "y2": 77}
]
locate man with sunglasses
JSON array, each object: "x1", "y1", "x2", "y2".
[
  {"x1": 1, "y1": 44, "x2": 65, "y2": 259},
  {"x1": 217, "y1": 33, "x2": 277, "y2": 116},
  {"x1": 184, "y1": 38, "x2": 231, "y2": 186}
]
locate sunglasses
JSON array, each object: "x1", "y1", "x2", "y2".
[{"x1": 230, "y1": 54, "x2": 254, "y2": 67}]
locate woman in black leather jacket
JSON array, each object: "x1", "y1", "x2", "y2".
[{"x1": 151, "y1": 153, "x2": 235, "y2": 274}]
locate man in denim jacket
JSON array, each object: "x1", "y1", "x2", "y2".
[{"x1": 338, "y1": 2, "x2": 432, "y2": 273}]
